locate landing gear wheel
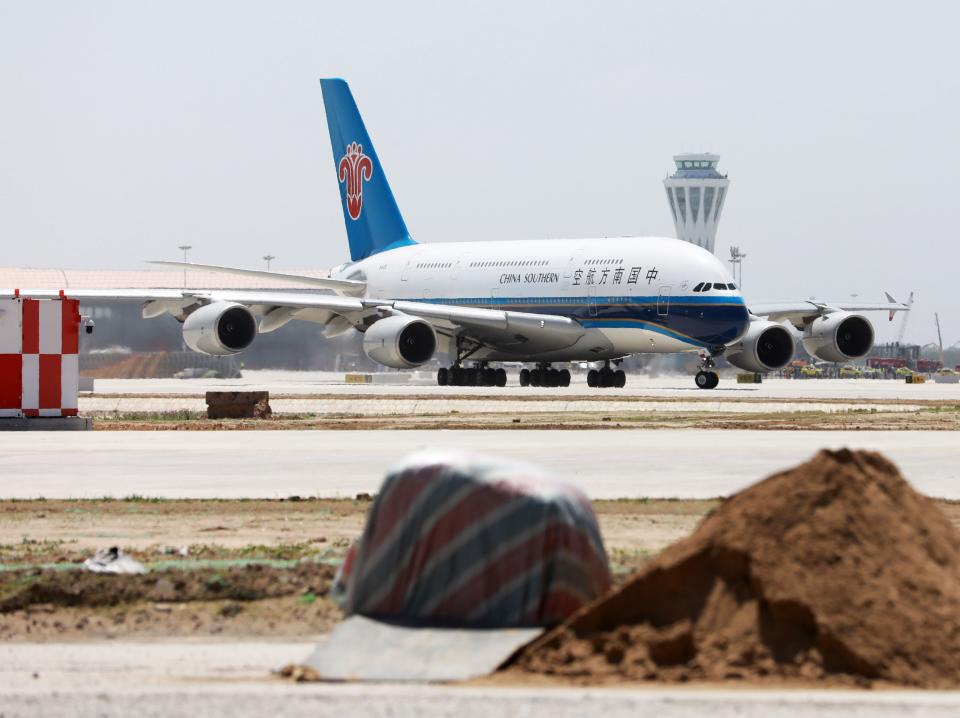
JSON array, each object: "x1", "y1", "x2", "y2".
[
  {"x1": 495, "y1": 368, "x2": 507, "y2": 387},
  {"x1": 559, "y1": 369, "x2": 571, "y2": 387},
  {"x1": 587, "y1": 370, "x2": 598, "y2": 388},
  {"x1": 599, "y1": 368, "x2": 614, "y2": 388},
  {"x1": 483, "y1": 368, "x2": 496, "y2": 387},
  {"x1": 695, "y1": 371, "x2": 719, "y2": 389},
  {"x1": 613, "y1": 370, "x2": 626, "y2": 388},
  {"x1": 519, "y1": 368, "x2": 530, "y2": 387},
  {"x1": 437, "y1": 367, "x2": 448, "y2": 386}
]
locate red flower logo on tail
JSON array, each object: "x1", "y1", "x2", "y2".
[{"x1": 338, "y1": 142, "x2": 373, "y2": 220}]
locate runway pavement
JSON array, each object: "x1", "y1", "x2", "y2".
[
  {"x1": 2, "y1": 642, "x2": 960, "y2": 718},
  {"x1": 78, "y1": 394, "x2": 928, "y2": 415},
  {"x1": 92, "y1": 371, "x2": 960, "y2": 400},
  {"x1": 5, "y1": 429, "x2": 959, "y2": 499}
]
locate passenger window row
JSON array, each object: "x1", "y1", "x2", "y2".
[
  {"x1": 416, "y1": 262, "x2": 453, "y2": 269},
  {"x1": 469, "y1": 260, "x2": 549, "y2": 268},
  {"x1": 692, "y1": 282, "x2": 737, "y2": 292},
  {"x1": 585, "y1": 258, "x2": 623, "y2": 265}
]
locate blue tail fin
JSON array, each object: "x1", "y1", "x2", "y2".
[{"x1": 320, "y1": 79, "x2": 415, "y2": 262}]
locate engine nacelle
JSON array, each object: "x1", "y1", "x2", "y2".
[
  {"x1": 726, "y1": 319, "x2": 796, "y2": 373},
  {"x1": 801, "y1": 312, "x2": 874, "y2": 363},
  {"x1": 363, "y1": 315, "x2": 437, "y2": 369},
  {"x1": 182, "y1": 302, "x2": 257, "y2": 356}
]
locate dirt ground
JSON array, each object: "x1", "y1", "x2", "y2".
[
  {"x1": 3, "y1": 497, "x2": 957, "y2": 643},
  {"x1": 0, "y1": 497, "x2": 713, "y2": 641}
]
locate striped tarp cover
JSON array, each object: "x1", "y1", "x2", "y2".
[{"x1": 340, "y1": 450, "x2": 610, "y2": 628}]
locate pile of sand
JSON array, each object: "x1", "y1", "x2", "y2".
[{"x1": 512, "y1": 449, "x2": 960, "y2": 687}]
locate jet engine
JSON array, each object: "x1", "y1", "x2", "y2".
[
  {"x1": 183, "y1": 302, "x2": 258, "y2": 356},
  {"x1": 725, "y1": 319, "x2": 795, "y2": 373},
  {"x1": 363, "y1": 315, "x2": 437, "y2": 369},
  {"x1": 801, "y1": 312, "x2": 874, "y2": 363}
]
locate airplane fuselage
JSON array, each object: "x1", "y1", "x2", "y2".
[{"x1": 335, "y1": 236, "x2": 750, "y2": 362}]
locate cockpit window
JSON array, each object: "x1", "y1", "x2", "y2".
[
  {"x1": 728, "y1": 283, "x2": 737, "y2": 290},
  {"x1": 692, "y1": 282, "x2": 704, "y2": 292},
  {"x1": 714, "y1": 283, "x2": 728, "y2": 290},
  {"x1": 701, "y1": 282, "x2": 712, "y2": 291}
]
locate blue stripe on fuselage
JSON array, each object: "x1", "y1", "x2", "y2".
[{"x1": 412, "y1": 295, "x2": 749, "y2": 348}]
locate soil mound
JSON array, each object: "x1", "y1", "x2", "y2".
[{"x1": 512, "y1": 449, "x2": 960, "y2": 687}]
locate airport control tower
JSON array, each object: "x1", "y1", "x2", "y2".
[{"x1": 663, "y1": 153, "x2": 729, "y2": 254}]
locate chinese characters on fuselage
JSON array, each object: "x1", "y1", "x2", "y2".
[{"x1": 571, "y1": 266, "x2": 658, "y2": 287}]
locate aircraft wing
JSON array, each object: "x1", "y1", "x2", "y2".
[
  {"x1": 386, "y1": 299, "x2": 584, "y2": 352},
  {"x1": 9, "y1": 288, "x2": 585, "y2": 352},
  {"x1": 147, "y1": 261, "x2": 366, "y2": 296},
  {"x1": 749, "y1": 293, "x2": 910, "y2": 329}
]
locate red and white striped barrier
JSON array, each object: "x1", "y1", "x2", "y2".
[{"x1": 0, "y1": 295, "x2": 80, "y2": 418}]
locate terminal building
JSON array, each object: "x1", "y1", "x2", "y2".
[{"x1": 663, "y1": 153, "x2": 729, "y2": 254}]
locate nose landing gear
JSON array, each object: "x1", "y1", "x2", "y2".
[{"x1": 694, "y1": 354, "x2": 720, "y2": 389}]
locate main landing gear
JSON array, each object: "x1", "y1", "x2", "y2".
[
  {"x1": 438, "y1": 336, "x2": 507, "y2": 387},
  {"x1": 694, "y1": 353, "x2": 720, "y2": 390},
  {"x1": 437, "y1": 364, "x2": 507, "y2": 387},
  {"x1": 519, "y1": 363, "x2": 571, "y2": 388},
  {"x1": 587, "y1": 360, "x2": 626, "y2": 389}
]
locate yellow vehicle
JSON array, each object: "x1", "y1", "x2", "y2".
[
  {"x1": 839, "y1": 366, "x2": 863, "y2": 378},
  {"x1": 800, "y1": 365, "x2": 823, "y2": 378}
]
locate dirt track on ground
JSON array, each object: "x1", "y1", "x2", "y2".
[{"x1": 91, "y1": 408, "x2": 960, "y2": 431}]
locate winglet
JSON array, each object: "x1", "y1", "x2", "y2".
[
  {"x1": 885, "y1": 292, "x2": 897, "y2": 321},
  {"x1": 885, "y1": 291, "x2": 913, "y2": 321}
]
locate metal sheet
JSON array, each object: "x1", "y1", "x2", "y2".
[{"x1": 304, "y1": 615, "x2": 542, "y2": 682}]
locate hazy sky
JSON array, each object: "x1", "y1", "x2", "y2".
[{"x1": 1, "y1": 1, "x2": 957, "y2": 344}]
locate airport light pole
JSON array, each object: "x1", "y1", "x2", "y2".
[
  {"x1": 177, "y1": 245, "x2": 192, "y2": 288},
  {"x1": 263, "y1": 254, "x2": 276, "y2": 272}
]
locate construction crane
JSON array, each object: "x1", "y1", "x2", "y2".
[
  {"x1": 895, "y1": 291, "x2": 915, "y2": 345},
  {"x1": 935, "y1": 312, "x2": 944, "y2": 364}
]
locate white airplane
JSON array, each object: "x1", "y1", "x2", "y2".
[{"x1": 13, "y1": 79, "x2": 909, "y2": 389}]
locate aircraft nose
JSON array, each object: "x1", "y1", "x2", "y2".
[{"x1": 732, "y1": 298, "x2": 750, "y2": 338}]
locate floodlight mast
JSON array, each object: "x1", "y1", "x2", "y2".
[
  {"x1": 728, "y1": 246, "x2": 746, "y2": 289},
  {"x1": 177, "y1": 245, "x2": 192, "y2": 288}
]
